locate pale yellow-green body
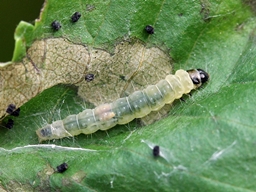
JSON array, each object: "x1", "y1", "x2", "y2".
[{"x1": 36, "y1": 69, "x2": 195, "y2": 142}]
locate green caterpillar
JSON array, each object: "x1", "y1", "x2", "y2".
[{"x1": 36, "y1": 69, "x2": 209, "y2": 142}]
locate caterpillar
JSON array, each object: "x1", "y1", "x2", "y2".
[{"x1": 36, "y1": 69, "x2": 209, "y2": 142}]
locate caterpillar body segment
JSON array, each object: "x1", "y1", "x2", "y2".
[{"x1": 36, "y1": 69, "x2": 209, "y2": 142}]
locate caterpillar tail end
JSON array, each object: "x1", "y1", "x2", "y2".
[
  {"x1": 36, "y1": 120, "x2": 69, "y2": 142},
  {"x1": 36, "y1": 124, "x2": 56, "y2": 142}
]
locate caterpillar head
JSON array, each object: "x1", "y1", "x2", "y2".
[{"x1": 187, "y1": 69, "x2": 209, "y2": 88}]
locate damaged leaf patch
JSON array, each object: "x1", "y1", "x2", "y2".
[{"x1": 0, "y1": 38, "x2": 172, "y2": 118}]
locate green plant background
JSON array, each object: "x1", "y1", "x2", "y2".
[
  {"x1": 0, "y1": 0, "x2": 44, "y2": 62},
  {"x1": 0, "y1": 0, "x2": 256, "y2": 191}
]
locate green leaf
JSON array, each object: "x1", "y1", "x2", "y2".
[
  {"x1": 0, "y1": 0, "x2": 256, "y2": 191},
  {"x1": 12, "y1": 21, "x2": 34, "y2": 62}
]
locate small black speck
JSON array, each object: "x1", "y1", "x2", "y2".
[
  {"x1": 57, "y1": 163, "x2": 68, "y2": 173},
  {"x1": 178, "y1": 13, "x2": 183, "y2": 16},
  {"x1": 5, "y1": 119, "x2": 14, "y2": 129},
  {"x1": 51, "y1": 21, "x2": 61, "y2": 31},
  {"x1": 119, "y1": 75, "x2": 126, "y2": 81},
  {"x1": 71, "y1": 12, "x2": 81, "y2": 22},
  {"x1": 145, "y1": 25, "x2": 154, "y2": 34},
  {"x1": 6, "y1": 104, "x2": 16, "y2": 114},
  {"x1": 180, "y1": 97, "x2": 186, "y2": 102},
  {"x1": 10, "y1": 108, "x2": 20, "y2": 117},
  {"x1": 153, "y1": 145, "x2": 160, "y2": 157},
  {"x1": 85, "y1": 74, "x2": 95, "y2": 82}
]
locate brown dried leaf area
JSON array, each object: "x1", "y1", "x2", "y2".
[{"x1": 0, "y1": 38, "x2": 172, "y2": 118}]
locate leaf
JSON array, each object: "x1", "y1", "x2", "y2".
[
  {"x1": 0, "y1": 33, "x2": 172, "y2": 119},
  {"x1": 0, "y1": 0, "x2": 256, "y2": 191}
]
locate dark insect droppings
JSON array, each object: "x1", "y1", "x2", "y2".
[
  {"x1": 51, "y1": 21, "x2": 61, "y2": 31},
  {"x1": 5, "y1": 119, "x2": 14, "y2": 129},
  {"x1": 71, "y1": 12, "x2": 81, "y2": 22},
  {"x1": 119, "y1": 75, "x2": 126, "y2": 81},
  {"x1": 145, "y1": 25, "x2": 154, "y2": 34},
  {"x1": 85, "y1": 74, "x2": 95, "y2": 82},
  {"x1": 6, "y1": 104, "x2": 16, "y2": 114},
  {"x1": 56, "y1": 163, "x2": 68, "y2": 173},
  {"x1": 10, "y1": 108, "x2": 20, "y2": 117},
  {"x1": 153, "y1": 145, "x2": 160, "y2": 157}
]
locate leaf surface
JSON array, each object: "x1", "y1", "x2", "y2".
[{"x1": 0, "y1": 0, "x2": 256, "y2": 191}]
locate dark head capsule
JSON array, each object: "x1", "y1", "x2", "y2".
[
  {"x1": 187, "y1": 69, "x2": 209, "y2": 88},
  {"x1": 71, "y1": 12, "x2": 81, "y2": 22},
  {"x1": 145, "y1": 25, "x2": 154, "y2": 34},
  {"x1": 197, "y1": 68, "x2": 209, "y2": 84},
  {"x1": 51, "y1": 21, "x2": 61, "y2": 31},
  {"x1": 57, "y1": 163, "x2": 68, "y2": 173}
]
